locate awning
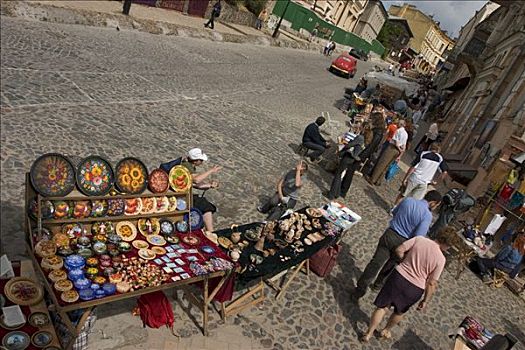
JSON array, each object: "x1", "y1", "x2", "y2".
[
  {"x1": 445, "y1": 76, "x2": 471, "y2": 92},
  {"x1": 511, "y1": 151, "x2": 525, "y2": 165}
]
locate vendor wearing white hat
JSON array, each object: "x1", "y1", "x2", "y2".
[{"x1": 180, "y1": 148, "x2": 222, "y2": 233}]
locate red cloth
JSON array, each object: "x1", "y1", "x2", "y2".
[
  {"x1": 499, "y1": 183, "x2": 514, "y2": 202},
  {"x1": 137, "y1": 291, "x2": 174, "y2": 329},
  {"x1": 0, "y1": 265, "x2": 41, "y2": 350}
]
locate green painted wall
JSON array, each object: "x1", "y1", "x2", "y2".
[{"x1": 272, "y1": 1, "x2": 385, "y2": 56}]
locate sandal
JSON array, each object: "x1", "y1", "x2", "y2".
[{"x1": 360, "y1": 334, "x2": 371, "y2": 343}]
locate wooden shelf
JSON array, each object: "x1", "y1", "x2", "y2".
[
  {"x1": 40, "y1": 209, "x2": 190, "y2": 225},
  {"x1": 41, "y1": 189, "x2": 189, "y2": 202}
]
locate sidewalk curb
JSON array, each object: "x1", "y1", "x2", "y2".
[{"x1": 0, "y1": 1, "x2": 323, "y2": 52}]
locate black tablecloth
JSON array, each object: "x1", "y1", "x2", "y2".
[{"x1": 214, "y1": 208, "x2": 342, "y2": 288}]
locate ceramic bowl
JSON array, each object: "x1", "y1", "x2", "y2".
[
  {"x1": 92, "y1": 242, "x2": 107, "y2": 255},
  {"x1": 78, "y1": 288, "x2": 95, "y2": 301},
  {"x1": 73, "y1": 278, "x2": 91, "y2": 290},
  {"x1": 64, "y1": 255, "x2": 85, "y2": 270},
  {"x1": 102, "y1": 283, "x2": 116, "y2": 296},
  {"x1": 95, "y1": 289, "x2": 106, "y2": 299},
  {"x1": 67, "y1": 268, "x2": 85, "y2": 281}
]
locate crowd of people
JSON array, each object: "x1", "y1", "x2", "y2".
[{"x1": 160, "y1": 71, "x2": 524, "y2": 344}]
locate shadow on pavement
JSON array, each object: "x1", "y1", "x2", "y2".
[
  {"x1": 363, "y1": 186, "x2": 391, "y2": 212},
  {"x1": 503, "y1": 318, "x2": 525, "y2": 344},
  {"x1": 333, "y1": 98, "x2": 346, "y2": 111},
  {"x1": 326, "y1": 241, "x2": 368, "y2": 339},
  {"x1": 391, "y1": 329, "x2": 433, "y2": 350}
]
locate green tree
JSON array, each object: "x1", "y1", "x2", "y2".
[
  {"x1": 244, "y1": 0, "x2": 268, "y2": 15},
  {"x1": 377, "y1": 21, "x2": 403, "y2": 53}
]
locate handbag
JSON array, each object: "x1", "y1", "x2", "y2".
[
  {"x1": 385, "y1": 161, "x2": 400, "y2": 181},
  {"x1": 309, "y1": 243, "x2": 341, "y2": 277}
]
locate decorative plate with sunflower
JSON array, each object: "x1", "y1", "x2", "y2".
[
  {"x1": 76, "y1": 156, "x2": 114, "y2": 196},
  {"x1": 30, "y1": 153, "x2": 76, "y2": 197},
  {"x1": 115, "y1": 157, "x2": 148, "y2": 194}
]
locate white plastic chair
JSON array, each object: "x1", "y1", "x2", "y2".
[{"x1": 319, "y1": 111, "x2": 342, "y2": 137}]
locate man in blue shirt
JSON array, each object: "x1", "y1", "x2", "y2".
[{"x1": 352, "y1": 190, "x2": 442, "y2": 301}]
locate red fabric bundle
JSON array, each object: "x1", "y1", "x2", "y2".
[{"x1": 137, "y1": 291, "x2": 174, "y2": 330}]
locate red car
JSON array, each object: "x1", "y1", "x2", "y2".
[{"x1": 329, "y1": 53, "x2": 357, "y2": 78}]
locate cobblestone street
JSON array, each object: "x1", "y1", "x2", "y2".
[{"x1": 1, "y1": 17, "x2": 524, "y2": 350}]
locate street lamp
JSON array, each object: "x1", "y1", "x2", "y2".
[{"x1": 272, "y1": 0, "x2": 291, "y2": 38}]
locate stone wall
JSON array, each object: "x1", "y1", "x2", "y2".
[{"x1": 205, "y1": 1, "x2": 257, "y2": 27}]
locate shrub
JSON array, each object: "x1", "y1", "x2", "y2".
[
  {"x1": 244, "y1": 0, "x2": 268, "y2": 15},
  {"x1": 224, "y1": 0, "x2": 243, "y2": 7}
]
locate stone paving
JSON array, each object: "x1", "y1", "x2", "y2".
[{"x1": 1, "y1": 17, "x2": 524, "y2": 350}]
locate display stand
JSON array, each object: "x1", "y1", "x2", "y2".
[
  {"x1": 265, "y1": 259, "x2": 310, "y2": 301},
  {"x1": 24, "y1": 174, "x2": 232, "y2": 349},
  {"x1": 219, "y1": 280, "x2": 265, "y2": 320}
]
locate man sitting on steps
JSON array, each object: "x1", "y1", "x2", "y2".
[{"x1": 302, "y1": 116, "x2": 330, "y2": 164}]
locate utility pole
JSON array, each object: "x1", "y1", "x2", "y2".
[
  {"x1": 272, "y1": 0, "x2": 291, "y2": 38},
  {"x1": 123, "y1": 0, "x2": 132, "y2": 15}
]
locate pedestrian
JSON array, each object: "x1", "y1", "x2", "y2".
[
  {"x1": 255, "y1": 8, "x2": 268, "y2": 30},
  {"x1": 354, "y1": 77, "x2": 368, "y2": 95},
  {"x1": 392, "y1": 143, "x2": 448, "y2": 211},
  {"x1": 178, "y1": 148, "x2": 221, "y2": 232},
  {"x1": 476, "y1": 234, "x2": 525, "y2": 282},
  {"x1": 309, "y1": 24, "x2": 319, "y2": 42},
  {"x1": 393, "y1": 98, "x2": 408, "y2": 116},
  {"x1": 326, "y1": 127, "x2": 365, "y2": 200},
  {"x1": 359, "y1": 111, "x2": 385, "y2": 171},
  {"x1": 360, "y1": 226, "x2": 454, "y2": 342},
  {"x1": 360, "y1": 83, "x2": 381, "y2": 100},
  {"x1": 302, "y1": 116, "x2": 330, "y2": 164},
  {"x1": 257, "y1": 161, "x2": 308, "y2": 220},
  {"x1": 204, "y1": 0, "x2": 221, "y2": 29},
  {"x1": 415, "y1": 122, "x2": 439, "y2": 154},
  {"x1": 351, "y1": 190, "x2": 442, "y2": 301},
  {"x1": 368, "y1": 119, "x2": 408, "y2": 186},
  {"x1": 323, "y1": 40, "x2": 332, "y2": 56},
  {"x1": 328, "y1": 41, "x2": 336, "y2": 56}
]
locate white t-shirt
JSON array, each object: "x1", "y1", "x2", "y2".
[
  {"x1": 391, "y1": 127, "x2": 408, "y2": 151},
  {"x1": 484, "y1": 214, "x2": 506, "y2": 235},
  {"x1": 409, "y1": 151, "x2": 447, "y2": 185}
]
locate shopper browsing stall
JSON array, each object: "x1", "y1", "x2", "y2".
[
  {"x1": 476, "y1": 234, "x2": 525, "y2": 282},
  {"x1": 257, "y1": 161, "x2": 308, "y2": 220},
  {"x1": 179, "y1": 148, "x2": 221, "y2": 233},
  {"x1": 302, "y1": 117, "x2": 330, "y2": 164},
  {"x1": 361, "y1": 227, "x2": 454, "y2": 342}
]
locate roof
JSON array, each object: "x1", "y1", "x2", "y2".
[{"x1": 388, "y1": 15, "x2": 414, "y2": 38}]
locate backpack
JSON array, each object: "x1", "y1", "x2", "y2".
[
  {"x1": 160, "y1": 157, "x2": 182, "y2": 173},
  {"x1": 442, "y1": 188, "x2": 464, "y2": 207},
  {"x1": 136, "y1": 291, "x2": 175, "y2": 331}
]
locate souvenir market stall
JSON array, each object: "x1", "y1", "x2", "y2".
[
  {"x1": 19, "y1": 153, "x2": 236, "y2": 349},
  {"x1": 214, "y1": 202, "x2": 361, "y2": 318}
]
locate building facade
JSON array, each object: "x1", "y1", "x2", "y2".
[
  {"x1": 388, "y1": 3, "x2": 454, "y2": 74},
  {"x1": 353, "y1": 0, "x2": 387, "y2": 43},
  {"x1": 437, "y1": 1, "x2": 525, "y2": 197},
  {"x1": 309, "y1": 0, "x2": 369, "y2": 32}
]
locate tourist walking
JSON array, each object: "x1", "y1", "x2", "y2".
[
  {"x1": 392, "y1": 143, "x2": 448, "y2": 210},
  {"x1": 309, "y1": 24, "x2": 319, "y2": 42},
  {"x1": 326, "y1": 128, "x2": 365, "y2": 200},
  {"x1": 368, "y1": 119, "x2": 408, "y2": 186},
  {"x1": 204, "y1": 0, "x2": 222, "y2": 29},
  {"x1": 258, "y1": 161, "x2": 308, "y2": 220},
  {"x1": 415, "y1": 122, "x2": 439, "y2": 154},
  {"x1": 255, "y1": 8, "x2": 268, "y2": 30},
  {"x1": 360, "y1": 227, "x2": 454, "y2": 342},
  {"x1": 302, "y1": 116, "x2": 330, "y2": 163},
  {"x1": 351, "y1": 190, "x2": 442, "y2": 300}
]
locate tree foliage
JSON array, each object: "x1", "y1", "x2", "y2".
[
  {"x1": 377, "y1": 21, "x2": 404, "y2": 52},
  {"x1": 224, "y1": 0, "x2": 268, "y2": 15}
]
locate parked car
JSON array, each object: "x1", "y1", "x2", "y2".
[
  {"x1": 329, "y1": 53, "x2": 357, "y2": 79},
  {"x1": 349, "y1": 48, "x2": 368, "y2": 61}
]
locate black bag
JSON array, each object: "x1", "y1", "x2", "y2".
[
  {"x1": 160, "y1": 157, "x2": 182, "y2": 173},
  {"x1": 442, "y1": 188, "x2": 464, "y2": 206}
]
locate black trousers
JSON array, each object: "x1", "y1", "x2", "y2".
[
  {"x1": 328, "y1": 154, "x2": 359, "y2": 199},
  {"x1": 205, "y1": 13, "x2": 217, "y2": 29},
  {"x1": 355, "y1": 228, "x2": 408, "y2": 298},
  {"x1": 260, "y1": 193, "x2": 297, "y2": 221}
]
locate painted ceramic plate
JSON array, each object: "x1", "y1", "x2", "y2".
[
  {"x1": 176, "y1": 198, "x2": 187, "y2": 211},
  {"x1": 182, "y1": 235, "x2": 200, "y2": 246},
  {"x1": 62, "y1": 223, "x2": 83, "y2": 238},
  {"x1": 165, "y1": 235, "x2": 179, "y2": 244},
  {"x1": 107, "y1": 198, "x2": 125, "y2": 216},
  {"x1": 137, "y1": 248, "x2": 156, "y2": 260},
  {"x1": 91, "y1": 222, "x2": 114, "y2": 236},
  {"x1": 168, "y1": 165, "x2": 192, "y2": 193},
  {"x1": 90, "y1": 199, "x2": 108, "y2": 217},
  {"x1": 167, "y1": 196, "x2": 178, "y2": 212},
  {"x1": 137, "y1": 218, "x2": 160, "y2": 236},
  {"x1": 132, "y1": 240, "x2": 149, "y2": 250},
  {"x1": 147, "y1": 235, "x2": 166, "y2": 246},
  {"x1": 71, "y1": 201, "x2": 91, "y2": 219},
  {"x1": 115, "y1": 157, "x2": 148, "y2": 194},
  {"x1": 60, "y1": 290, "x2": 79, "y2": 303},
  {"x1": 148, "y1": 168, "x2": 169, "y2": 193},
  {"x1": 184, "y1": 208, "x2": 204, "y2": 231},
  {"x1": 76, "y1": 156, "x2": 114, "y2": 196},
  {"x1": 306, "y1": 208, "x2": 323, "y2": 218},
  {"x1": 115, "y1": 221, "x2": 137, "y2": 242},
  {"x1": 53, "y1": 201, "x2": 71, "y2": 219},
  {"x1": 2, "y1": 331, "x2": 30, "y2": 350},
  {"x1": 30, "y1": 153, "x2": 75, "y2": 197},
  {"x1": 159, "y1": 219, "x2": 174, "y2": 236},
  {"x1": 28, "y1": 199, "x2": 54, "y2": 220},
  {"x1": 151, "y1": 246, "x2": 166, "y2": 255},
  {"x1": 28, "y1": 312, "x2": 50, "y2": 328},
  {"x1": 140, "y1": 197, "x2": 157, "y2": 214},
  {"x1": 218, "y1": 236, "x2": 233, "y2": 249},
  {"x1": 4, "y1": 277, "x2": 44, "y2": 306},
  {"x1": 124, "y1": 198, "x2": 142, "y2": 216},
  {"x1": 175, "y1": 220, "x2": 188, "y2": 233},
  {"x1": 31, "y1": 331, "x2": 52, "y2": 348},
  {"x1": 155, "y1": 196, "x2": 169, "y2": 213},
  {"x1": 201, "y1": 246, "x2": 215, "y2": 254}
]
